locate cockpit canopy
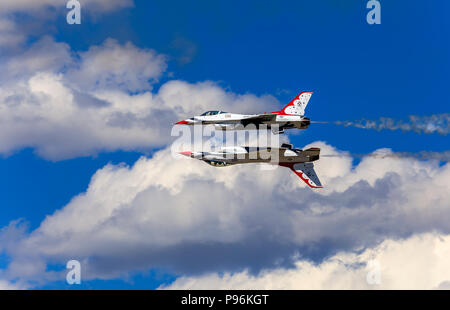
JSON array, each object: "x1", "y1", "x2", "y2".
[{"x1": 200, "y1": 111, "x2": 227, "y2": 116}]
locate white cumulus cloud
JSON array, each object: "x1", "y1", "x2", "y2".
[
  {"x1": 0, "y1": 0, "x2": 133, "y2": 13},
  {"x1": 67, "y1": 39, "x2": 167, "y2": 92},
  {"x1": 163, "y1": 233, "x2": 450, "y2": 290},
  {"x1": 0, "y1": 142, "x2": 449, "y2": 287},
  {"x1": 0, "y1": 37, "x2": 276, "y2": 160}
]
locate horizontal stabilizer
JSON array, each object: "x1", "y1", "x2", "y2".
[{"x1": 290, "y1": 163, "x2": 323, "y2": 188}]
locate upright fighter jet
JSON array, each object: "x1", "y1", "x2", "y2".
[
  {"x1": 175, "y1": 91, "x2": 314, "y2": 134},
  {"x1": 179, "y1": 143, "x2": 323, "y2": 188}
]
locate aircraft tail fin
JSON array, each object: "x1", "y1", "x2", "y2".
[
  {"x1": 289, "y1": 162, "x2": 323, "y2": 188},
  {"x1": 276, "y1": 91, "x2": 313, "y2": 116}
]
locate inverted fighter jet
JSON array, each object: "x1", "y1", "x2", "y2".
[
  {"x1": 175, "y1": 91, "x2": 314, "y2": 134},
  {"x1": 179, "y1": 143, "x2": 323, "y2": 188}
]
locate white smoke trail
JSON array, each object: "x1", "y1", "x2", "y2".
[
  {"x1": 333, "y1": 114, "x2": 450, "y2": 135},
  {"x1": 322, "y1": 150, "x2": 450, "y2": 162}
]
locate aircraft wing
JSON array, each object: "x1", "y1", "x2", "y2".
[
  {"x1": 239, "y1": 113, "x2": 277, "y2": 125},
  {"x1": 290, "y1": 163, "x2": 323, "y2": 188},
  {"x1": 199, "y1": 114, "x2": 277, "y2": 126}
]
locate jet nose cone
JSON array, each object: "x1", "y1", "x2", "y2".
[
  {"x1": 175, "y1": 120, "x2": 189, "y2": 125},
  {"x1": 179, "y1": 151, "x2": 193, "y2": 157}
]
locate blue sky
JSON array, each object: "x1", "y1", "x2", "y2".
[
  {"x1": 0, "y1": 0, "x2": 449, "y2": 289},
  {"x1": 56, "y1": 0, "x2": 450, "y2": 152}
]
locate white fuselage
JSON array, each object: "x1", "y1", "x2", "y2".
[
  {"x1": 175, "y1": 91, "x2": 314, "y2": 133},
  {"x1": 188, "y1": 146, "x2": 320, "y2": 167},
  {"x1": 179, "y1": 112, "x2": 309, "y2": 132}
]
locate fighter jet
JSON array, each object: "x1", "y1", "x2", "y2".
[
  {"x1": 175, "y1": 91, "x2": 314, "y2": 134},
  {"x1": 179, "y1": 143, "x2": 323, "y2": 188}
]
